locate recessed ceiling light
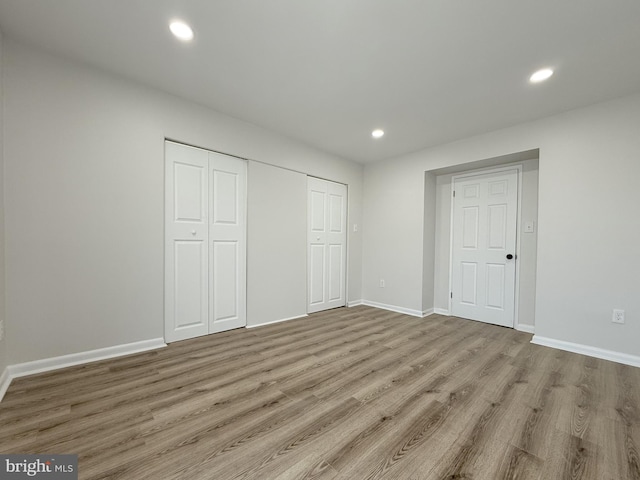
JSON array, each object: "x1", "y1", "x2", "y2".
[
  {"x1": 530, "y1": 68, "x2": 554, "y2": 83},
  {"x1": 372, "y1": 129, "x2": 384, "y2": 138},
  {"x1": 170, "y1": 21, "x2": 194, "y2": 41}
]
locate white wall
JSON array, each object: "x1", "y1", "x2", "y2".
[
  {"x1": 422, "y1": 172, "x2": 436, "y2": 314},
  {"x1": 433, "y1": 173, "x2": 451, "y2": 315},
  {"x1": 0, "y1": 28, "x2": 7, "y2": 375},
  {"x1": 247, "y1": 161, "x2": 307, "y2": 327},
  {"x1": 3, "y1": 41, "x2": 363, "y2": 364},
  {"x1": 362, "y1": 162, "x2": 425, "y2": 314},
  {"x1": 431, "y1": 158, "x2": 539, "y2": 329},
  {"x1": 517, "y1": 161, "x2": 539, "y2": 329},
  {"x1": 363, "y1": 92, "x2": 640, "y2": 358}
]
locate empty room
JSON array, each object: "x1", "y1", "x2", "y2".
[{"x1": 0, "y1": 1, "x2": 639, "y2": 479}]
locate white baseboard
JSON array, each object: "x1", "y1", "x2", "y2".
[
  {"x1": 422, "y1": 308, "x2": 435, "y2": 317},
  {"x1": 516, "y1": 324, "x2": 535, "y2": 334},
  {"x1": 531, "y1": 335, "x2": 640, "y2": 368},
  {"x1": 361, "y1": 300, "x2": 423, "y2": 318},
  {"x1": 433, "y1": 308, "x2": 450, "y2": 316},
  {"x1": 246, "y1": 314, "x2": 308, "y2": 329},
  {"x1": 7, "y1": 338, "x2": 167, "y2": 381},
  {"x1": 347, "y1": 300, "x2": 364, "y2": 307},
  {"x1": 0, "y1": 367, "x2": 11, "y2": 403}
]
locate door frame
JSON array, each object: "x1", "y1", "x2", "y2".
[{"x1": 447, "y1": 164, "x2": 523, "y2": 327}]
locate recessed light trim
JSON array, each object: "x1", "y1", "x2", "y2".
[
  {"x1": 372, "y1": 129, "x2": 385, "y2": 138},
  {"x1": 170, "y1": 21, "x2": 194, "y2": 41},
  {"x1": 530, "y1": 68, "x2": 553, "y2": 83}
]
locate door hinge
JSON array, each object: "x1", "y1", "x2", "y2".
[
  {"x1": 453, "y1": 190, "x2": 456, "y2": 198},
  {"x1": 450, "y1": 292, "x2": 453, "y2": 299}
]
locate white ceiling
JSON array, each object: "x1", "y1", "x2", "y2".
[{"x1": 1, "y1": 0, "x2": 639, "y2": 164}]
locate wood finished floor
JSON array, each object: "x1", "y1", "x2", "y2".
[{"x1": 1, "y1": 306, "x2": 639, "y2": 479}]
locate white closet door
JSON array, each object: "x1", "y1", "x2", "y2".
[
  {"x1": 209, "y1": 152, "x2": 247, "y2": 333},
  {"x1": 308, "y1": 177, "x2": 347, "y2": 314},
  {"x1": 165, "y1": 142, "x2": 209, "y2": 342}
]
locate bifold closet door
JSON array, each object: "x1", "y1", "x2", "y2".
[
  {"x1": 307, "y1": 177, "x2": 347, "y2": 314},
  {"x1": 165, "y1": 141, "x2": 246, "y2": 343}
]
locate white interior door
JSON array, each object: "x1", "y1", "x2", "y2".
[
  {"x1": 308, "y1": 177, "x2": 347, "y2": 314},
  {"x1": 165, "y1": 141, "x2": 246, "y2": 342},
  {"x1": 209, "y1": 152, "x2": 247, "y2": 333},
  {"x1": 451, "y1": 169, "x2": 518, "y2": 327},
  {"x1": 165, "y1": 142, "x2": 209, "y2": 342}
]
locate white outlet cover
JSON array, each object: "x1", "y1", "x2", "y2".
[{"x1": 612, "y1": 309, "x2": 625, "y2": 324}]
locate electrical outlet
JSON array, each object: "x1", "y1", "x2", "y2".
[
  {"x1": 379, "y1": 279, "x2": 385, "y2": 288},
  {"x1": 612, "y1": 309, "x2": 625, "y2": 324}
]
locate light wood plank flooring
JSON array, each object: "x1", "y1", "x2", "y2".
[{"x1": 1, "y1": 306, "x2": 639, "y2": 479}]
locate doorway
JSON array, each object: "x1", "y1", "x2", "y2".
[{"x1": 428, "y1": 153, "x2": 539, "y2": 332}]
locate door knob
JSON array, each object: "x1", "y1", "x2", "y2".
[
  {"x1": 191, "y1": 230, "x2": 197, "y2": 235},
  {"x1": 506, "y1": 254, "x2": 514, "y2": 260}
]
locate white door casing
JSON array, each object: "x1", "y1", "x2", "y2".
[
  {"x1": 308, "y1": 177, "x2": 347, "y2": 314},
  {"x1": 165, "y1": 141, "x2": 247, "y2": 343},
  {"x1": 451, "y1": 168, "x2": 519, "y2": 327},
  {"x1": 165, "y1": 142, "x2": 210, "y2": 342},
  {"x1": 209, "y1": 151, "x2": 247, "y2": 333}
]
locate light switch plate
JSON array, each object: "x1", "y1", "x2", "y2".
[{"x1": 524, "y1": 221, "x2": 535, "y2": 233}]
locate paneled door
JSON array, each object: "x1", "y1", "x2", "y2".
[
  {"x1": 308, "y1": 177, "x2": 347, "y2": 314},
  {"x1": 165, "y1": 142, "x2": 210, "y2": 342},
  {"x1": 209, "y1": 152, "x2": 247, "y2": 333},
  {"x1": 165, "y1": 141, "x2": 246, "y2": 342},
  {"x1": 451, "y1": 169, "x2": 518, "y2": 327}
]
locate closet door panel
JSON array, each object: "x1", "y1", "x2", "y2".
[
  {"x1": 209, "y1": 152, "x2": 247, "y2": 333},
  {"x1": 165, "y1": 141, "x2": 209, "y2": 342}
]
